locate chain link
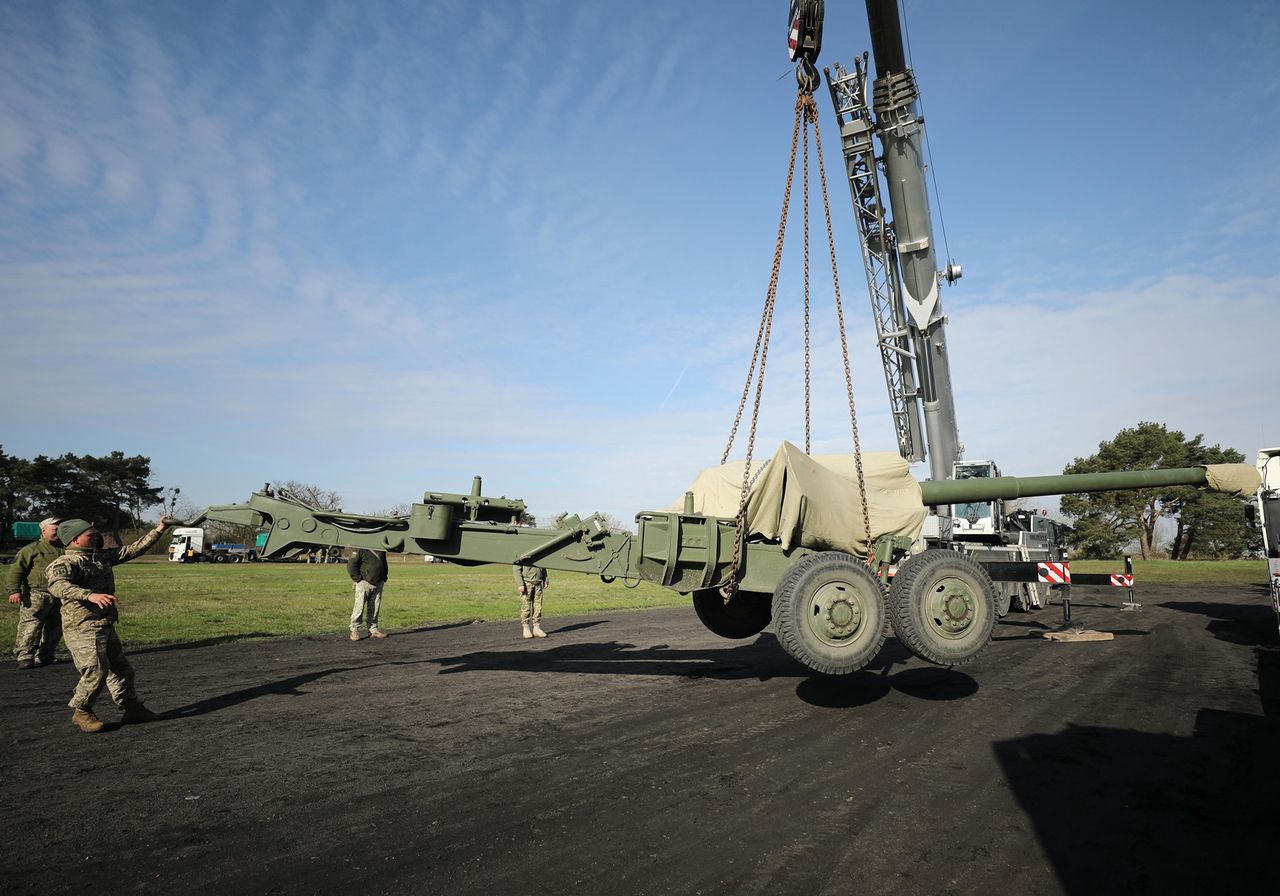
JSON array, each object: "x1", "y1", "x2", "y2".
[
  {"x1": 722, "y1": 83, "x2": 877, "y2": 594},
  {"x1": 812, "y1": 107, "x2": 875, "y2": 565},
  {"x1": 721, "y1": 94, "x2": 806, "y2": 595}
]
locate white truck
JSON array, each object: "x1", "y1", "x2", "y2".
[
  {"x1": 168, "y1": 527, "x2": 258, "y2": 563},
  {"x1": 168, "y1": 527, "x2": 204, "y2": 562}
]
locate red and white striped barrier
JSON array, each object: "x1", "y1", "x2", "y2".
[{"x1": 1037, "y1": 562, "x2": 1070, "y2": 584}]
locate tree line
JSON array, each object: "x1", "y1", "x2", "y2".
[
  {"x1": 1060, "y1": 422, "x2": 1258, "y2": 560},
  {"x1": 0, "y1": 447, "x2": 164, "y2": 541}
]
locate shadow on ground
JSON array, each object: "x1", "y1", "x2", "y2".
[
  {"x1": 161, "y1": 659, "x2": 437, "y2": 719},
  {"x1": 1159, "y1": 599, "x2": 1278, "y2": 646}
]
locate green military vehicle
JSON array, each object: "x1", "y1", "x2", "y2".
[{"x1": 192, "y1": 450, "x2": 1258, "y2": 677}]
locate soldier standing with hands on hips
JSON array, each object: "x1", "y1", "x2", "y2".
[
  {"x1": 6, "y1": 516, "x2": 65, "y2": 669},
  {"x1": 45, "y1": 515, "x2": 180, "y2": 733}
]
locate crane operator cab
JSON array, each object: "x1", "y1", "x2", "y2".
[{"x1": 951, "y1": 460, "x2": 1002, "y2": 539}]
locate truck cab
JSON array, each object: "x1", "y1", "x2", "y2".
[
  {"x1": 169, "y1": 527, "x2": 205, "y2": 562},
  {"x1": 951, "y1": 460, "x2": 1002, "y2": 539}
]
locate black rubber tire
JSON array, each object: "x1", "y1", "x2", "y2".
[
  {"x1": 888, "y1": 550, "x2": 996, "y2": 666},
  {"x1": 771, "y1": 551, "x2": 887, "y2": 675},
  {"x1": 993, "y1": 582, "x2": 1015, "y2": 618},
  {"x1": 691, "y1": 590, "x2": 771, "y2": 640}
]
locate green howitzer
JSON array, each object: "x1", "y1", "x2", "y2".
[
  {"x1": 917, "y1": 465, "x2": 1229, "y2": 506},
  {"x1": 191, "y1": 463, "x2": 1258, "y2": 677}
]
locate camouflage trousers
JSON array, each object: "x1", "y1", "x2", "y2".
[
  {"x1": 63, "y1": 622, "x2": 137, "y2": 711},
  {"x1": 13, "y1": 589, "x2": 62, "y2": 663},
  {"x1": 351, "y1": 581, "x2": 384, "y2": 632},
  {"x1": 520, "y1": 584, "x2": 544, "y2": 626}
]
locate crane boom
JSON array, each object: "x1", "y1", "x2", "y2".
[{"x1": 826, "y1": 0, "x2": 963, "y2": 485}]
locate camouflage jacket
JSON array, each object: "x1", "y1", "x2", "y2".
[
  {"x1": 513, "y1": 563, "x2": 547, "y2": 588},
  {"x1": 5, "y1": 538, "x2": 63, "y2": 598},
  {"x1": 46, "y1": 528, "x2": 165, "y2": 628}
]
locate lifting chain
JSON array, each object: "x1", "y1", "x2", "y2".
[
  {"x1": 719, "y1": 78, "x2": 875, "y2": 599},
  {"x1": 811, "y1": 102, "x2": 874, "y2": 566}
]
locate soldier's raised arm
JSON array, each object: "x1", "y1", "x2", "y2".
[{"x1": 111, "y1": 515, "x2": 179, "y2": 566}]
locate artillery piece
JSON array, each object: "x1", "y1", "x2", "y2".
[{"x1": 192, "y1": 449, "x2": 1258, "y2": 677}]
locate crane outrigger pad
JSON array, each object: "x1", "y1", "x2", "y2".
[{"x1": 674, "y1": 441, "x2": 927, "y2": 557}]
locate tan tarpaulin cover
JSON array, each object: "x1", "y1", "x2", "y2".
[
  {"x1": 1203, "y1": 463, "x2": 1261, "y2": 498},
  {"x1": 672, "y1": 441, "x2": 927, "y2": 556}
]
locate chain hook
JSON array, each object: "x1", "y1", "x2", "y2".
[{"x1": 795, "y1": 57, "x2": 820, "y2": 95}]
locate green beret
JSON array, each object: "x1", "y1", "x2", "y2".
[{"x1": 58, "y1": 519, "x2": 94, "y2": 545}]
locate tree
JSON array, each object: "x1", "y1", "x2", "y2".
[
  {"x1": 1, "y1": 449, "x2": 167, "y2": 538},
  {"x1": 1167, "y1": 444, "x2": 1258, "y2": 559},
  {"x1": 597, "y1": 513, "x2": 632, "y2": 534},
  {"x1": 80, "y1": 451, "x2": 163, "y2": 534},
  {"x1": 1060, "y1": 422, "x2": 1253, "y2": 560},
  {"x1": 271, "y1": 481, "x2": 343, "y2": 512},
  {"x1": 0, "y1": 447, "x2": 33, "y2": 545}
]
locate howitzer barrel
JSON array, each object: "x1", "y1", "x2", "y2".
[{"x1": 918, "y1": 466, "x2": 1227, "y2": 506}]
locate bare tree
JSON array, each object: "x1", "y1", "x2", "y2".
[
  {"x1": 597, "y1": 513, "x2": 633, "y2": 534},
  {"x1": 271, "y1": 480, "x2": 343, "y2": 512}
]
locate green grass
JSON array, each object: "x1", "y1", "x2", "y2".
[
  {"x1": 4, "y1": 555, "x2": 1269, "y2": 650},
  {"x1": 1067, "y1": 558, "x2": 1268, "y2": 584},
  {"x1": 3, "y1": 556, "x2": 687, "y2": 648}
]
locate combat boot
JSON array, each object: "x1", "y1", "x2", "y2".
[
  {"x1": 522, "y1": 624, "x2": 533, "y2": 639},
  {"x1": 370, "y1": 629, "x2": 388, "y2": 639},
  {"x1": 121, "y1": 702, "x2": 159, "y2": 724},
  {"x1": 531, "y1": 624, "x2": 547, "y2": 638},
  {"x1": 71, "y1": 709, "x2": 105, "y2": 733},
  {"x1": 16, "y1": 659, "x2": 34, "y2": 670}
]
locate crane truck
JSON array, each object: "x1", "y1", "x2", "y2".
[{"x1": 813, "y1": 0, "x2": 1084, "y2": 613}]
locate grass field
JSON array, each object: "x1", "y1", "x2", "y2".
[
  {"x1": 2, "y1": 555, "x2": 1269, "y2": 650},
  {"x1": 2, "y1": 556, "x2": 688, "y2": 649}
]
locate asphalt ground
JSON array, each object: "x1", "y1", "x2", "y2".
[{"x1": 2, "y1": 582, "x2": 1277, "y2": 896}]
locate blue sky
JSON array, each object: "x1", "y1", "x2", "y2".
[{"x1": 2, "y1": 0, "x2": 1276, "y2": 525}]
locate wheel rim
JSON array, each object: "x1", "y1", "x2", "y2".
[
  {"x1": 805, "y1": 579, "x2": 870, "y2": 648},
  {"x1": 925, "y1": 575, "x2": 978, "y2": 639}
]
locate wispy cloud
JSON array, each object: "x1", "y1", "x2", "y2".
[{"x1": 1, "y1": 0, "x2": 1275, "y2": 528}]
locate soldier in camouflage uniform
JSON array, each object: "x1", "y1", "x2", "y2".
[
  {"x1": 513, "y1": 563, "x2": 548, "y2": 639},
  {"x1": 45, "y1": 516, "x2": 178, "y2": 733},
  {"x1": 6, "y1": 516, "x2": 65, "y2": 669}
]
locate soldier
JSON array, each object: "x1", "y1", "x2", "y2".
[
  {"x1": 347, "y1": 548, "x2": 389, "y2": 641},
  {"x1": 45, "y1": 515, "x2": 179, "y2": 733},
  {"x1": 6, "y1": 516, "x2": 65, "y2": 669},
  {"x1": 513, "y1": 563, "x2": 548, "y2": 639}
]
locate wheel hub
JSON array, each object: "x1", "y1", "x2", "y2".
[
  {"x1": 927, "y1": 576, "x2": 976, "y2": 637},
  {"x1": 808, "y1": 581, "x2": 865, "y2": 645}
]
